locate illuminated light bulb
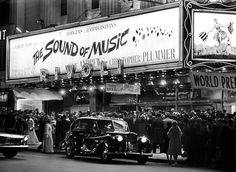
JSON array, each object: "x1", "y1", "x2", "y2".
[
  {"x1": 59, "y1": 89, "x2": 66, "y2": 96},
  {"x1": 88, "y1": 85, "x2": 96, "y2": 91},
  {"x1": 160, "y1": 79, "x2": 167, "y2": 86},
  {"x1": 99, "y1": 85, "x2": 105, "y2": 91},
  {"x1": 174, "y1": 79, "x2": 180, "y2": 85}
]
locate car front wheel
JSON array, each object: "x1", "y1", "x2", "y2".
[
  {"x1": 100, "y1": 145, "x2": 111, "y2": 163},
  {"x1": 65, "y1": 139, "x2": 75, "y2": 159},
  {"x1": 137, "y1": 156, "x2": 148, "y2": 165},
  {"x1": 3, "y1": 151, "x2": 18, "y2": 158}
]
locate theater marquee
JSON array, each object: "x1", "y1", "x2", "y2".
[{"x1": 7, "y1": 5, "x2": 180, "y2": 81}]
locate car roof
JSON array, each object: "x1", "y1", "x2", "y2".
[{"x1": 77, "y1": 116, "x2": 124, "y2": 122}]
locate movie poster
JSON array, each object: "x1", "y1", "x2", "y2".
[{"x1": 193, "y1": 10, "x2": 236, "y2": 61}]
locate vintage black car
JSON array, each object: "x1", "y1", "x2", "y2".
[
  {"x1": 63, "y1": 117, "x2": 152, "y2": 164},
  {"x1": 0, "y1": 132, "x2": 29, "y2": 158}
]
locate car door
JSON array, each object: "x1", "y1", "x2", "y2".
[
  {"x1": 71, "y1": 119, "x2": 92, "y2": 151},
  {"x1": 82, "y1": 120, "x2": 100, "y2": 152}
]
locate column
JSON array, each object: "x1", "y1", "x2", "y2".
[
  {"x1": 9, "y1": 0, "x2": 25, "y2": 32},
  {"x1": 40, "y1": 0, "x2": 60, "y2": 27},
  {"x1": 67, "y1": 0, "x2": 87, "y2": 23},
  {"x1": 89, "y1": 89, "x2": 97, "y2": 112},
  {"x1": 25, "y1": 0, "x2": 40, "y2": 31}
]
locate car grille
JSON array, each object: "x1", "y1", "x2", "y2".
[
  {"x1": 0, "y1": 136, "x2": 23, "y2": 145},
  {"x1": 125, "y1": 134, "x2": 138, "y2": 152}
]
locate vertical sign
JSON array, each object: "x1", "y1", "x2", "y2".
[
  {"x1": 65, "y1": 64, "x2": 75, "y2": 79},
  {"x1": 100, "y1": 60, "x2": 108, "y2": 77},
  {"x1": 0, "y1": 29, "x2": 6, "y2": 41},
  {"x1": 1, "y1": 24, "x2": 15, "y2": 71},
  {"x1": 117, "y1": 59, "x2": 124, "y2": 75}
]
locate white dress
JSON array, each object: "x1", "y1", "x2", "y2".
[
  {"x1": 26, "y1": 118, "x2": 40, "y2": 145},
  {"x1": 42, "y1": 123, "x2": 54, "y2": 153}
]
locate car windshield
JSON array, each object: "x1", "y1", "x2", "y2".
[
  {"x1": 113, "y1": 120, "x2": 129, "y2": 132},
  {"x1": 72, "y1": 119, "x2": 93, "y2": 130},
  {"x1": 97, "y1": 119, "x2": 129, "y2": 132},
  {"x1": 97, "y1": 120, "x2": 114, "y2": 131}
]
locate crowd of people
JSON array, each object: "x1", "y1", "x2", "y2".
[
  {"x1": 123, "y1": 108, "x2": 236, "y2": 171},
  {"x1": 0, "y1": 107, "x2": 235, "y2": 171}
]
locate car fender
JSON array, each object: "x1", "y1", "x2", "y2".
[
  {"x1": 64, "y1": 134, "x2": 75, "y2": 146},
  {"x1": 96, "y1": 137, "x2": 110, "y2": 155}
]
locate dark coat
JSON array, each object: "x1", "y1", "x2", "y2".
[{"x1": 135, "y1": 118, "x2": 148, "y2": 136}]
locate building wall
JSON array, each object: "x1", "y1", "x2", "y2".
[
  {"x1": 10, "y1": 0, "x2": 65, "y2": 31},
  {"x1": 39, "y1": 0, "x2": 61, "y2": 27},
  {"x1": 101, "y1": 0, "x2": 121, "y2": 17},
  {"x1": 9, "y1": 0, "x2": 25, "y2": 32},
  {"x1": 25, "y1": 0, "x2": 40, "y2": 31},
  {"x1": 67, "y1": 0, "x2": 87, "y2": 23},
  {"x1": 8, "y1": 0, "x2": 162, "y2": 32}
]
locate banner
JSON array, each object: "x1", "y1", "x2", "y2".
[
  {"x1": 17, "y1": 99, "x2": 43, "y2": 112},
  {"x1": 106, "y1": 83, "x2": 140, "y2": 95},
  {"x1": 190, "y1": 71, "x2": 236, "y2": 91}
]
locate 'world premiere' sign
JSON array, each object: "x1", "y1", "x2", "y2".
[{"x1": 190, "y1": 71, "x2": 236, "y2": 91}]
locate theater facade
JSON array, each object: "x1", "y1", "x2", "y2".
[{"x1": 4, "y1": 1, "x2": 236, "y2": 114}]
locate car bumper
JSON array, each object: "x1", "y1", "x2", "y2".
[
  {"x1": 108, "y1": 152, "x2": 152, "y2": 158},
  {"x1": 0, "y1": 145, "x2": 29, "y2": 152}
]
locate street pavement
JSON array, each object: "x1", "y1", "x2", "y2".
[
  {"x1": 0, "y1": 151, "x2": 221, "y2": 172},
  {"x1": 28, "y1": 144, "x2": 187, "y2": 163}
]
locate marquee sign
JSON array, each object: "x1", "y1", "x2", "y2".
[
  {"x1": 81, "y1": 63, "x2": 93, "y2": 77},
  {"x1": 65, "y1": 64, "x2": 76, "y2": 79},
  {"x1": 190, "y1": 71, "x2": 236, "y2": 91},
  {"x1": 55, "y1": 67, "x2": 60, "y2": 80},
  {"x1": 106, "y1": 83, "x2": 141, "y2": 95},
  {"x1": 7, "y1": 5, "x2": 180, "y2": 81},
  {"x1": 39, "y1": 68, "x2": 49, "y2": 82}
]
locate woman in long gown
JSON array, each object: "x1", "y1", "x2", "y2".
[
  {"x1": 25, "y1": 113, "x2": 40, "y2": 145},
  {"x1": 167, "y1": 120, "x2": 183, "y2": 166},
  {"x1": 42, "y1": 118, "x2": 54, "y2": 153},
  {"x1": 162, "y1": 122, "x2": 172, "y2": 163}
]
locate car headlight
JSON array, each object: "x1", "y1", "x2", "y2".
[
  {"x1": 140, "y1": 136, "x2": 148, "y2": 143},
  {"x1": 23, "y1": 135, "x2": 29, "y2": 142},
  {"x1": 116, "y1": 135, "x2": 123, "y2": 142}
]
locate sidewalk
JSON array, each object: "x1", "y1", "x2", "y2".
[
  {"x1": 149, "y1": 148, "x2": 187, "y2": 163},
  {"x1": 149, "y1": 152, "x2": 187, "y2": 163}
]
